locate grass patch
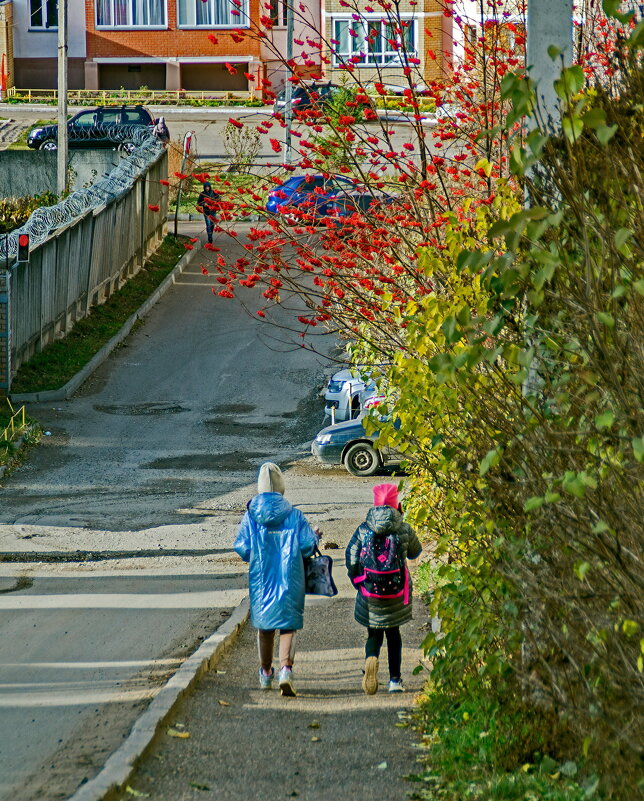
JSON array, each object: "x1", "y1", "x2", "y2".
[
  {"x1": 7, "y1": 120, "x2": 54, "y2": 150},
  {"x1": 409, "y1": 682, "x2": 599, "y2": 801},
  {"x1": 11, "y1": 235, "x2": 187, "y2": 394},
  {"x1": 0, "y1": 398, "x2": 25, "y2": 437},
  {"x1": 168, "y1": 170, "x2": 259, "y2": 214}
]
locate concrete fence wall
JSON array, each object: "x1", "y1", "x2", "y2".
[
  {"x1": 1, "y1": 149, "x2": 168, "y2": 392},
  {"x1": 0, "y1": 149, "x2": 131, "y2": 198}
]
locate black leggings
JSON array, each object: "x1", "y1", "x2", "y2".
[{"x1": 365, "y1": 626, "x2": 402, "y2": 680}]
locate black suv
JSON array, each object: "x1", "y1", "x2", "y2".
[{"x1": 27, "y1": 106, "x2": 155, "y2": 152}]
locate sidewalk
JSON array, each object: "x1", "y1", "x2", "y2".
[{"x1": 117, "y1": 563, "x2": 428, "y2": 801}]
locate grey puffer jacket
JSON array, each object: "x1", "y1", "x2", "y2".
[{"x1": 345, "y1": 506, "x2": 422, "y2": 629}]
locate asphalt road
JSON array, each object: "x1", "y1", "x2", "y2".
[
  {"x1": 0, "y1": 225, "x2": 329, "y2": 532},
  {"x1": 0, "y1": 105, "x2": 439, "y2": 164},
  {"x1": 0, "y1": 223, "x2": 340, "y2": 800},
  {"x1": 118, "y1": 567, "x2": 429, "y2": 801},
  {"x1": 0, "y1": 567, "x2": 245, "y2": 801}
]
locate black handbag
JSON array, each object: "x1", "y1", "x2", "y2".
[{"x1": 304, "y1": 546, "x2": 338, "y2": 597}]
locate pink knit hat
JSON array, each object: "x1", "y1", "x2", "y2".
[{"x1": 373, "y1": 483, "x2": 399, "y2": 509}]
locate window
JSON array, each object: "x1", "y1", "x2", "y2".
[
  {"x1": 30, "y1": 0, "x2": 57, "y2": 29},
  {"x1": 177, "y1": 0, "x2": 246, "y2": 28},
  {"x1": 464, "y1": 24, "x2": 477, "y2": 48},
  {"x1": 96, "y1": 0, "x2": 166, "y2": 28},
  {"x1": 332, "y1": 18, "x2": 416, "y2": 66},
  {"x1": 122, "y1": 108, "x2": 149, "y2": 123},
  {"x1": 100, "y1": 110, "x2": 121, "y2": 125},
  {"x1": 269, "y1": 0, "x2": 287, "y2": 27},
  {"x1": 70, "y1": 111, "x2": 98, "y2": 128},
  {"x1": 298, "y1": 177, "x2": 326, "y2": 193}
]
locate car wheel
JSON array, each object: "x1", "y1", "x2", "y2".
[
  {"x1": 39, "y1": 139, "x2": 57, "y2": 151},
  {"x1": 344, "y1": 443, "x2": 380, "y2": 477}
]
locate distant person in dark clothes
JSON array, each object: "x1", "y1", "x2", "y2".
[
  {"x1": 196, "y1": 181, "x2": 220, "y2": 244},
  {"x1": 152, "y1": 116, "x2": 170, "y2": 144},
  {"x1": 346, "y1": 483, "x2": 422, "y2": 694}
]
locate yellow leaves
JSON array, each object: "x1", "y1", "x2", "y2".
[
  {"x1": 622, "y1": 619, "x2": 639, "y2": 637},
  {"x1": 167, "y1": 727, "x2": 190, "y2": 739},
  {"x1": 475, "y1": 157, "x2": 493, "y2": 177}
]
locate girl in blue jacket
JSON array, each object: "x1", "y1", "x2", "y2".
[{"x1": 234, "y1": 462, "x2": 319, "y2": 697}]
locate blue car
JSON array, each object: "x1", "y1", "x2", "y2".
[
  {"x1": 266, "y1": 175, "x2": 393, "y2": 223},
  {"x1": 311, "y1": 416, "x2": 403, "y2": 476},
  {"x1": 266, "y1": 175, "x2": 356, "y2": 219}
]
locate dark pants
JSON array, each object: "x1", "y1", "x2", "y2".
[
  {"x1": 366, "y1": 626, "x2": 402, "y2": 680},
  {"x1": 204, "y1": 214, "x2": 215, "y2": 243}
]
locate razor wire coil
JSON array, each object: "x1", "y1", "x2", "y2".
[{"x1": 0, "y1": 125, "x2": 163, "y2": 262}]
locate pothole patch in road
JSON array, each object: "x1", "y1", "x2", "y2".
[
  {"x1": 204, "y1": 418, "x2": 283, "y2": 436},
  {"x1": 142, "y1": 452, "x2": 270, "y2": 471},
  {"x1": 208, "y1": 403, "x2": 256, "y2": 414},
  {"x1": 94, "y1": 403, "x2": 189, "y2": 416},
  {"x1": 0, "y1": 575, "x2": 34, "y2": 594}
]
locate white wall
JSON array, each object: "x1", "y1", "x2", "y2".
[{"x1": 13, "y1": 0, "x2": 86, "y2": 58}]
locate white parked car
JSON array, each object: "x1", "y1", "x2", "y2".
[{"x1": 323, "y1": 368, "x2": 379, "y2": 423}]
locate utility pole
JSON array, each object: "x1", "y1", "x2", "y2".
[
  {"x1": 526, "y1": 0, "x2": 574, "y2": 131},
  {"x1": 283, "y1": 0, "x2": 294, "y2": 164},
  {"x1": 57, "y1": 0, "x2": 68, "y2": 195},
  {"x1": 523, "y1": 0, "x2": 573, "y2": 401}
]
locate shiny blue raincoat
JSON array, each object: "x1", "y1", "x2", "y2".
[{"x1": 234, "y1": 492, "x2": 318, "y2": 630}]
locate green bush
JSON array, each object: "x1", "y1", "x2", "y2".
[{"x1": 0, "y1": 192, "x2": 59, "y2": 234}]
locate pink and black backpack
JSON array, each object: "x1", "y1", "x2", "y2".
[{"x1": 354, "y1": 531, "x2": 409, "y2": 604}]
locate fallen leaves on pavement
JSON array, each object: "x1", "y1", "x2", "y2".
[{"x1": 167, "y1": 727, "x2": 191, "y2": 739}]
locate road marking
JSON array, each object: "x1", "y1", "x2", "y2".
[
  {"x1": 0, "y1": 658, "x2": 182, "y2": 669},
  {"x1": 0, "y1": 687, "x2": 158, "y2": 707},
  {"x1": 0, "y1": 589, "x2": 246, "y2": 609}
]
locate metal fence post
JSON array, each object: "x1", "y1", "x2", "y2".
[{"x1": 0, "y1": 269, "x2": 11, "y2": 395}]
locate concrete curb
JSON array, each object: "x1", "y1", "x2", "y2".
[
  {"x1": 66, "y1": 596, "x2": 250, "y2": 801},
  {"x1": 10, "y1": 245, "x2": 199, "y2": 404}
]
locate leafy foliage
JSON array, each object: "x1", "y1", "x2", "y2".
[
  {"x1": 0, "y1": 193, "x2": 58, "y2": 234},
  {"x1": 409, "y1": 683, "x2": 591, "y2": 801},
  {"x1": 142, "y1": 1, "x2": 642, "y2": 794}
]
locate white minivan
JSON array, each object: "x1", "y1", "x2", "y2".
[{"x1": 323, "y1": 368, "x2": 381, "y2": 423}]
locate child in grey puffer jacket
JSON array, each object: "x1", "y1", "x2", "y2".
[{"x1": 345, "y1": 483, "x2": 422, "y2": 694}]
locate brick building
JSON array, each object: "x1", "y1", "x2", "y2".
[
  {"x1": 7, "y1": 0, "x2": 322, "y2": 91},
  {"x1": 12, "y1": 0, "x2": 86, "y2": 88},
  {"x1": 84, "y1": 0, "x2": 265, "y2": 90},
  {"x1": 0, "y1": 0, "x2": 14, "y2": 91},
  {"x1": 323, "y1": 0, "x2": 453, "y2": 90}
]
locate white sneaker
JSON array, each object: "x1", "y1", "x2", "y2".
[
  {"x1": 388, "y1": 678, "x2": 405, "y2": 693},
  {"x1": 362, "y1": 656, "x2": 379, "y2": 695},
  {"x1": 259, "y1": 667, "x2": 274, "y2": 690},
  {"x1": 278, "y1": 666, "x2": 296, "y2": 697}
]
